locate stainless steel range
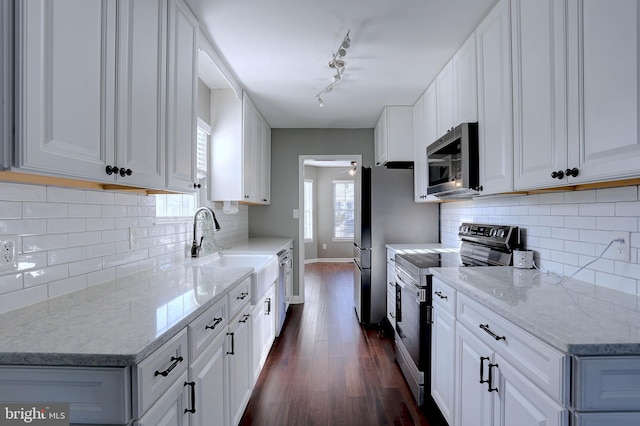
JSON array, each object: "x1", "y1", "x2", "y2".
[{"x1": 394, "y1": 223, "x2": 520, "y2": 406}]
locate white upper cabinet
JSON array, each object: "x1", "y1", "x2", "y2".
[
  {"x1": 1, "y1": 0, "x2": 13, "y2": 169},
  {"x1": 414, "y1": 83, "x2": 439, "y2": 202},
  {"x1": 374, "y1": 105, "x2": 414, "y2": 166},
  {"x1": 565, "y1": 0, "x2": 640, "y2": 184},
  {"x1": 476, "y1": 0, "x2": 514, "y2": 195},
  {"x1": 436, "y1": 60, "x2": 455, "y2": 136},
  {"x1": 512, "y1": 0, "x2": 568, "y2": 190},
  {"x1": 16, "y1": 0, "x2": 198, "y2": 191},
  {"x1": 116, "y1": 0, "x2": 167, "y2": 189},
  {"x1": 209, "y1": 91, "x2": 271, "y2": 204},
  {"x1": 16, "y1": 0, "x2": 117, "y2": 180},
  {"x1": 165, "y1": 0, "x2": 199, "y2": 192},
  {"x1": 454, "y1": 33, "x2": 478, "y2": 125}
]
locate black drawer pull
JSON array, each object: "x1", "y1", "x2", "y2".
[
  {"x1": 184, "y1": 381, "x2": 196, "y2": 414},
  {"x1": 435, "y1": 291, "x2": 448, "y2": 300},
  {"x1": 479, "y1": 356, "x2": 490, "y2": 385},
  {"x1": 205, "y1": 317, "x2": 223, "y2": 330},
  {"x1": 479, "y1": 324, "x2": 506, "y2": 341},
  {"x1": 226, "y1": 332, "x2": 235, "y2": 355},
  {"x1": 154, "y1": 356, "x2": 183, "y2": 377},
  {"x1": 239, "y1": 313, "x2": 250, "y2": 323},
  {"x1": 488, "y1": 363, "x2": 499, "y2": 392},
  {"x1": 236, "y1": 292, "x2": 249, "y2": 300}
]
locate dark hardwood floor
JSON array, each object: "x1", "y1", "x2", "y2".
[{"x1": 239, "y1": 262, "x2": 441, "y2": 426}]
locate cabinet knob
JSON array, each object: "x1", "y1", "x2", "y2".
[
  {"x1": 565, "y1": 167, "x2": 579, "y2": 178},
  {"x1": 551, "y1": 170, "x2": 565, "y2": 179},
  {"x1": 262, "y1": 198, "x2": 267, "y2": 202},
  {"x1": 105, "y1": 165, "x2": 117, "y2": 175},
  {"x1": 119, "y1": 168, "x2": 132, "y2": 177},
  {"x1": 193, "y1": 183, "x2": 201, "y2": 189}
]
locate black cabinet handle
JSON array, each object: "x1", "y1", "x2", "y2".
[
  {"x1": 565, "y1": 167, "x2": 579, "y2": 178},
  {"x1": 488, "y1": 363, "x2": 499, "y2": 392},
  {"x1": 239, "y1": 313, "x2": 250, "y2": 323},
  {"x1": 154, "y1": 356, "x2": 183, "y2": 377},
  {"x1": 480, "y1": 324, "x2": 506, "y2": 341},
  {"x1": 193, "y1": 183, "x2": 201, "y2": 189},
  {"x1": 236, "y1": 292, "x2": 249, "y2": 300},
  {"x1": 551, "y1": 170, "x2": 565, "y2": 179},
  {"x1": 119, "y1": 167, "x2": 132, "y2": 177},
  {"x1": 205, "y1": 317, "x2": 223, "y2": 331},
  {"x1": 226, "y1": 332, "x2": 235, "y2": 355},
  {"x1": 479, "y1": 356, "x2": 490, "y2": 385},
  {"x1": 265, "y1": 298, "x2": 271, "y2": 315},
  {"x1": 435, "y1": 291, "x2": 448, "y2": 300},
  {"x1": 184, "y1": 381, "x2": 196, "y2": 414},
  {"x1": 105, "y1": 165, "x2": 118, "y2": 175}
]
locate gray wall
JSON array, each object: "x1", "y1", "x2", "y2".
[
  {"x1": 249, "y1": 128, "x2": 375, "y2": 296},
  {"x1": 197, "y1": 79, "x2": 210, "y2": 123}
]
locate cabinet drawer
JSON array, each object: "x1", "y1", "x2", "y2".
[
  {"x1": 573, "y1": 356, "x2": 640, "y2": 411},
  {"x1": 573, "y1": 412, "x2": 640, "y2": 426},
  {"x1": 386, "y1": 248, "x2": 397, "y2": 265},
  {"x1": 134, "y1": 328, "x2": 188, "y2": 417},
  {"x1": 228, "y1": 277, "x2": 251, "y2": 319},
  {"x1": 0, "y1": 366, "x2": 130, "y2": 425},
  {"x1": 188, "y1": 297, "x2": 228, "y2": 362},
  {"x1": 432, "y1": 277, "x2": 456, "y2": 315},
  {"x1": 457, "y1": 293, "x2": 567, "y2": 402}
]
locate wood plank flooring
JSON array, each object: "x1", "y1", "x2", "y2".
[{"x1": 239, "y1": 262, "x2": 443, "y2": 426}]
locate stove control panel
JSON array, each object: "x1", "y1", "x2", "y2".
[{"x1": 458, "y1": 223, "x2": 520, "y2": 249}]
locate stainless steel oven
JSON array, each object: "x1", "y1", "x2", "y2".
[{"x1": 394, "y1": 223, "x2": 519, "y2": 406}]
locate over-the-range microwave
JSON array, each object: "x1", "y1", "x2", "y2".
[{"x1": 426, "y1": 122, "x2": 480, "y2": 199}]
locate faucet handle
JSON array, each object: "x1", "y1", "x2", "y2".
[{"x1": 191, "y1": 236, "x2": 204, "y2": 258}]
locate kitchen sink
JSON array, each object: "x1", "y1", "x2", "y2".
[{"x1": 214, "y1": 254, "x2": 278, "y2": 304}]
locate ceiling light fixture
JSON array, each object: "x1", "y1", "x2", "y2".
[
  {"x1": 315, "y1": 30, "x2": 351, "y2": 107},
  {"x1": 348, "y1": 161, "x2": 357, "y2": 176}
]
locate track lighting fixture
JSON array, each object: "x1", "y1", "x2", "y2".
[{"x1": 315, "y1": 30, "x2": 351, "y2": 106}]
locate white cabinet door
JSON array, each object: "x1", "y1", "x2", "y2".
[
  {"x1": 227, "y1": 308, "x2": 252, "y2": 426},
  {"x1": 165, "y1": 0, "x2": 198, "y2": 192},
  {"x1": 189, "y1": 332, "x2": 226, "y2": 426},
  {"x1": 374, "y1": 110, "x2": 388, "y2": 166},
  {"x1": 116, "y1": 0, "x2": 166, "y2": 189},
  {"x1": 454, "y1": 33, "x2": 478, "y2": 125},
  {"x1": 567, "y1": 0, "x2": 640, "y2": 184},
  {"x1": 512, "y1": 0, "x2": 568, "y2": 191},
  {"x1": 476, "y1": 0, "x2": 513, "y2": 195},
  {"x1": 494, "y1": 353, "x2": 567, "y2": 426},
  {"x1": 386, "y1": 262, "x2": 396, "y2": 329},
  {"x1": 413, "y1": 92, "x2": 427, "y2": 201},
  {"x1": 17, "y1": 0, "x2": 117, "y2": 180},
  {"x1": 432, "y1": 306, "x2": 456, "y2": 426},
  {"x1": 260, "y1": 119, "x2": 271, "y2": 204},
  {"x1": 456, "y1": 323, "x2": 494, "y2": 426},
  {"x1": 1, "y1": 1, "x2": 12, "y2": 169},
  {"x1": 437, "y1": 60, "x2": 455, "y2": 136},
  {"x1": 136, "y1": 370, "x2": 189, "y2": 426}
]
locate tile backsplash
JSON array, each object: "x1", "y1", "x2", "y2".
[
  {"x1": 440, "y1": 185, "x2": 640, "y2": 295},
  {"x1": 0, "y1": 182, "x2": 248, "y2": 314}
]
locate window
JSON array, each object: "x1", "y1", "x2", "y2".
[
  {"x1": 303, "y1": 179, "x2": 313, "y2": 241},
  {"x1": 333, "y1": 180, "x2": 354, "y2": 240},
  {"x1": 156, "y1": 118, "x2": 210, "y2": 218}
]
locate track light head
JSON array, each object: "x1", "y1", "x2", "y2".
[{"x1": 316, "y1": 96, "x2": 324, "y2": 107}]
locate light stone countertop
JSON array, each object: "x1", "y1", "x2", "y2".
[
  {"x1": 0, "y1": 255, "x2": 253, "y2": 367},
  {"x1": 223, "y1": 237, "x2": 293, "y2": 255},
  {"x1": 430, "y1": 266, "x2": 640, "y2": 356}
]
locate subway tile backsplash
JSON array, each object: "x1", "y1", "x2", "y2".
[
  {"x1": 440, "y1": 185, "x2": 640, "y2": 295},
  {"x1": 0, "y1": 182, "x2": 248, "y2": 314}
]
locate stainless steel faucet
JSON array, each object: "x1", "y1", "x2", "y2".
[{"x1": 191, "y1": 207, "x2": 221, "y2": 257}]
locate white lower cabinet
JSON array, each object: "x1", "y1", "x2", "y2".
[
  {"x1": 227, "y1": 305, "x2": 252, "y2": 426},
  {"x1": 136, "y1": 370, "x2": 190, "y2": 426},
  {"x1": 431, "y1": 279, "x2": 456, "y2": 426},
  {"x1": 251, "y1": 283, "x2": 276, "y2": 386},
  {"x1": 189, "y1": 331, "x2": 226, "y2": 426},
  {"x1": 386, "y1": 248, "x2": 397, "y2": 329}
]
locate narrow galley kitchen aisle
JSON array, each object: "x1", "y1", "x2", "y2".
[{"x1": 240, "y1": 262, "x2": 432, "y2": 426}]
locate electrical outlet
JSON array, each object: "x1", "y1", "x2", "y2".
[
  {"x1": 323, "y1": 244, "x2": 327, "y2": 250},
  {"x1": 610, "y1": 231, "x2": 630, "y2": 261},
  {"x1": 0, "y1": 235, "x2": 18, "y2": 269},
  {"x1": 129, "y1": 226, "x2": 139, "y2": 250}
]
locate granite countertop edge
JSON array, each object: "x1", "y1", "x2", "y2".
[{"x1": 430, "y1": 267, "x2": 640, "y2": 357}]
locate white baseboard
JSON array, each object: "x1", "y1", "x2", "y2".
[{"x1": 304, "y1": 257, "x2": 353, "y2": 264}]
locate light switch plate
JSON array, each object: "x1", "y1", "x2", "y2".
[
  {"x1": 293, "y1": 209, "x2": 299, "y2": 219},
  {"x1": 129, "y1": 227, "x2": 139, "y2": 250}
]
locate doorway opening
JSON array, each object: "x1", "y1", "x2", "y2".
[{"x1": 296, "y1": 154, "x2": 362, "y2": 304}]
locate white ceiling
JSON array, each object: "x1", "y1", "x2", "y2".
[{"x1": 186, "y1": 0, "x2": 498, "y2": 129}]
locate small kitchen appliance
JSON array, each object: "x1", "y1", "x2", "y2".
[
  {"x1": 513, "y1": 249, "x2": 534, "y2": 269},
  {"x1": 394, "y1": 223, "x2": 519, "y2": 406}
]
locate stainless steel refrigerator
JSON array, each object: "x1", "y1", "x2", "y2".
[{"x1": 353, "y1": 167, "x2": 440, "y2": 326}]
